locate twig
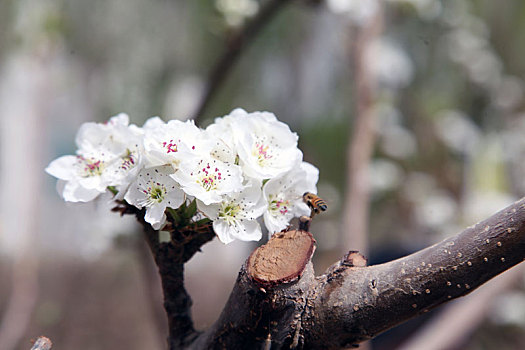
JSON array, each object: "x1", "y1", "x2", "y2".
[
  {"x1": 191, "y1": 0, "x2": 294, "y2": 122},
  {"x1": 30, "y1": 336, "x2": 52, "y2": 350}
]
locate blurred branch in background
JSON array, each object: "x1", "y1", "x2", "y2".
[
  {"x1": 341, "y1": 3, "x2": 383, "y2": 257},
  {"x1": 339, "y1": 6, "x2": 384, "y2": 350},
  {"x1": 191, "y1": 0, "x2": 294, "y2": 122},
  {"x1": 397, "y1": 264, "x2": 525, "y2": 350},
  {"x1": 0, "y1": 51, "x2": 50, "y2": 350}
]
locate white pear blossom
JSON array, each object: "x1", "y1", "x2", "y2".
[
  {"x1": 46, "y1": 113, "x2": 143, "y2": 202},
  {"x1": 226, "y1": 109, "x2": 303, "y2": 180},
  {"x1": 171, "y1": 156, "x2": 244, "y2": 205},
  {"x1": 124, "y1": 166, "x2": 185, "y2": 230},
  {"x1": 142, "y1": 119, "x2": 212, "y2": 169},
  {"x1": 198, "y1": 182, "x2": 265, "y2": 244},
  {"x1": 263, "y1": 162, "x2": 319, "y2": 234},
  {"x1": 46, "y1": 154, "x2": 112, "y2": 202},
  {"x1": 47, "y1": 108, "x2": 321, "y2": 245},
  {"x1": 205, "y1": 110, "x2": 245, "y2": 163}
]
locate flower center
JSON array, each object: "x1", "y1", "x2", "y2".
[
  {"x1": 77, "y1": 156, "x2": 104, "y2": 177},
  {"x1": 120, "y1": 149, "x2": 137, "y2": 170},
  {"x1": 219, "y1": 202, "x2": 242, "y2": 225},
  {"x1": 162, "y1": 139, "x2": 179, "y2": 154},
  {"x1": 252, "y1": 139, "x2": 273, "y2": 166},
  {"x1": 269, "y1": 194, "x2": 290, "y2": 216},
  {"x1": 194, "y1": 162, "x2": 223, "y2": 192},
  {"x1": 142, "y1": 181, "x2": 167, "y2": 205}
]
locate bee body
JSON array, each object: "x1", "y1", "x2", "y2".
[{"x1": 302, "y1": 192, "x2": 327, "y2": 216}]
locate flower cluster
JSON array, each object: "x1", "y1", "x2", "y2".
[{"x1": 46, "y1": 109, "x2": 319, "y2": 244}]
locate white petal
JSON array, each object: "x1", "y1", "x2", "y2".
[
  {"x1": 124, "y1": 181, "x2": 145, "y2": 208},
  {"x1": 232, "y1": 220, "x2": 262, "y2": 242},
  {"x1": 171, "y1": 157, "x2": 244, "y2": 205},
  {"x1": 165, "y1": 187, "x2": 186, "y2": 209},
  {"x1": 143, "y1": 116, "x2": 165, "y2": 130},
  {"x1": 263, "y1": 211, "x2": 288, "y2": 234},
  {"x1": 62, "y1": 180, "x2": 101, "y2": 202},
  {"x1": 213, "y1": 220, "x2": 236, "y2": 244},
  {"x1": 108, "y1": 113, "x2": 129, "y2": 126},
  {"x1": 197, "y1": 200, "x2": 220, "y2": 220},
  {"x1": 45, "y1": 155, "x2": 78, "y2": 180},
  {"x1": 145, "y1": 204, "x2": 167, "y2": 229}
]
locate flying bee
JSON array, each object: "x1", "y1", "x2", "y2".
[{"x1": 303, "y1": 192, "x2": 327, "y2": 218}]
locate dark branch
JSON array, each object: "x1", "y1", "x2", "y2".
[
  {"x1": 191, "y1": 0, "x2": 294, "y2": 122},
  {"x1": 189, "y1": 197, "x2": 525, "y2": 349},
  {"x1": 302, "y1": 197, "x2": 525, "y2": 349},
  {"x1": 191, "y1": 229, "x2": 316, "y2": 349},
  {"x1": 137, "y1": 210, "x2": 215, "y2": 350},
  {"x1": 122, "y1": 193, "x2": 525, "y2": 349}
]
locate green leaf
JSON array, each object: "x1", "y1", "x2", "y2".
[
  {"x1": 166, "y1": 207, "x2": 180, "y2": 225},
  {"x1": 107, "y1": 186, "x2": 118, "y2": 195},
  {"x1": 195, "y1": 218, "x2": 212, "y2": 226},
  {"x1": 187, "y1": 199, "x2": 198, "y2": 218}
]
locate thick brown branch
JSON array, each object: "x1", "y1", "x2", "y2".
[
  {"x1": 302, "y1": 197, "x2": 525, "y2": 349},
  {"x1": 191, "y1": 230, "x2": 316, "y2": 349},
  {"x1": 133, "y1": 196, "x2": 525, "y2": 349},
  {"x1": 191, "y1": 0, "x2": 294, "y2": 121},
  {"x1": 186, "y1": 198, "x2": 525, "y2": 349}
]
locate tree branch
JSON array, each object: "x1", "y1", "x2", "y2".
[
  {"x1": 191, "y1": 197, "x2": 525, "y2": 349},
  {"x1": 190, "y1": 229, "x2": 317, "y2": 349},
  {"x1": 303, "y1": 196, "x2": 525, "y2": 348},
  {"x1": 136, "y1": 210, "x2": 215, "y2": 350},
  {"x1": 191, "y1": 0, "x2": 294, "y2": 122},
  {"x1": 123, "y1": 193, "x2": 525, "y2": 349}
]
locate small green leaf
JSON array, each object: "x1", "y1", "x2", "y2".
[
  {"x1": 195, "y1": 218, "x2": 212, "y2": 226},
  {"x1": 187, "y1": 199, "x2": 198, "y2": 218},
  {"x1": 167, "y1": 207, "x2": 180, "y2": 225},
  {"x1": 107, "y1": 186, "x2": 118, "y2": 195}
]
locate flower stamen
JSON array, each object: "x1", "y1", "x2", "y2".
[
  {"x1": 140, "y1": 180, "x2": 167, "y2": 206},
  {"x1": 77, "y1": 156, "x2": 104, "y2": 177}
]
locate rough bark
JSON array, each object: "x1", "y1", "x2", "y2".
[
  {"x1": 190, "y1": 197, "x2": 525, "y2": 349},
  {"x1": 191, "y1": 229, "x2": 316, "y2": 349},
  {"x1": 136, "y1": 209, "x2": 215, "y2": 349},
  {"x1": 133, "y1": 195, "x2": 525, "y2": 349}
]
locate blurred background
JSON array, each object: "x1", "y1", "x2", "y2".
[{"x1": 1, "y1": 0, "x2": 525, "y2": 349}]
